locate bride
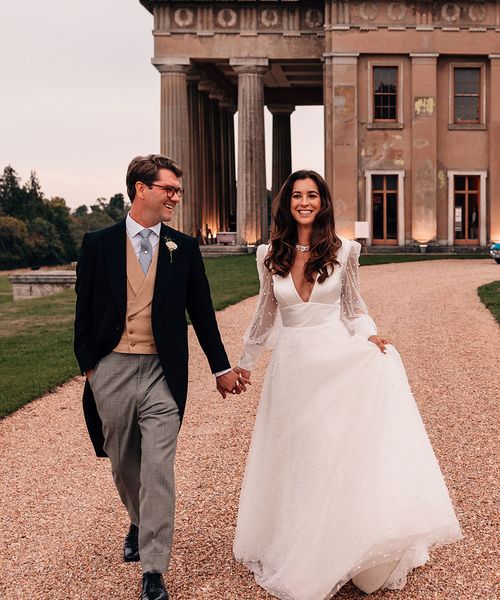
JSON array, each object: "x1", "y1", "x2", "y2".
[{"x1": 233, "y1": 170, "x2": 462, "y2": 599}]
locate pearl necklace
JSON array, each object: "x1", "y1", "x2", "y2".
[{"x1": 295, "y1": 243, "x2": 310, "y2": 252}]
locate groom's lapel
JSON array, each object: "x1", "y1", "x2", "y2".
[
  {"x1": 152, "y1": 223, "x2": 176, "y2": 316},
  {"x1": 105, "y1": 220, "x2": 127, "y2": 320}
]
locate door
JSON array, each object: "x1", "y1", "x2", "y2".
[
  {"x1": 372, "y1": 174, "x2": 398, "y2": 245},
  {"x1": 454, "y1": 175, "x2": 479, "y2": 245}
]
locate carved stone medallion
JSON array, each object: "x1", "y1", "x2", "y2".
[
  {"x1": 387, "y1": 2, "x2": 407, "y2": 22},
  {"x1": 174, "y1": 8, "x2": 194, "y2": 28},
  {"x1": 468, "y1": 3, "x2": 487, "y2": 22},
  {"x1": 305, "y1": 8, "x2": 323, "y2": 28},
  {"x1": 359, "y1": 2, "x2": 378, "y2": 21},
  {"x1": 441, "y1": 3, "x2": 461, "y2": 23},
  {"x1": 261, "y1": 8, "x2": 279, "y2": 28},
  {"x1": 217, "y1": 8, "x2": 237, "y2": 28}
]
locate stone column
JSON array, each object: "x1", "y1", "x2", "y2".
[
  {"x1": 410, "y1": 53, "x2": 439, "y2": 244},
  {"x1": 323, "y1": 56, "x2": 334, "y2": 192},
  {"x1": 187, "y1": 72, "x2": 201, "y2": 237},
  {"x1": 489, "y1": 55, "x2": 500, "y2": 243},
  {"x1": 197, "y1": 83, "x2": 210, "y2": 240},
  {"x1": 227, "y1": 105, "x2": 237, "y2": 222},
  {"x1": 269, "y1": 104, "x2": 295, "y2": 200},
  {"x1": 230, "y1": 58, "x2": 269, "y2": 245},
  {"x1": 153, "y1": 58, "x2": 191, "y2": 233},
  {"x1": 198, "y1": 78, "x2": 216, "y2": 238},
  {"x1": 219, "y1": 98, "x2": 236, "y2": 229},
  {"x1": 209, "y1": 88, "x2": 225, "y2": 232},
  {"x1": 324, "y1": 53, "x2": 359, "y2": 238},
  {"x1": 207, "y1": 93, "x2": 220, "y2": 234}
]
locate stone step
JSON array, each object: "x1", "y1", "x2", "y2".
[
  {"x1": 365, "y1": 245, "x2": 489, "y2": 254},
  {"x1": 200, "y1": 244, "x2": 255, "y2": 257}
]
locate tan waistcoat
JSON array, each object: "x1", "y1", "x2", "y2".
[{"x1": 113, "y1": 236, "x2": 159, "y2": 355}]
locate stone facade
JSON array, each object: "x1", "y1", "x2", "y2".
[{"x1": 140, "y1": 0, "x2": 500, "y2": 247}]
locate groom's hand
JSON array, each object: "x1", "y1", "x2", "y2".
[{"x1": 216, "y1": 370, "x2": 246, "y2": 398}]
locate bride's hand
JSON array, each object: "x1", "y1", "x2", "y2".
[
  {"x1": 234, "y1": 366, "x2": 252, "y2": 385},
  {"x1": 368, "y1": 335, "x2": 389, "y2": 353}
]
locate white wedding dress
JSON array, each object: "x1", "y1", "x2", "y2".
[{"x1": 233, "y1": 239, "x2": 462, "y2": 600}]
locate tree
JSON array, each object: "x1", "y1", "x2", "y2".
[
  {"x1": 23, "y1": 171, "x2": 48, "y2": 222},
  {"x1": 27, "y1": 217, "x2": 65, "y2": 266},
  {"x1": 0, "y1": 216, "x2": 30, "y2": 268},
  {"x1": 69, "y1": 210, "x2": 115, "y2": 255},
  {"x1": 0, "y1": 165, "x2": 24, "y2": 217},
  {"x1": 107, "y1": 193, "x2": 128, "y2": 222},
  {"x1": 47, "y1": 197, "x2": 77, "y2": 262},
  {"x1": 73, "y1": 205, "x2": 88, "y2": 217},
  {"x1": 0, "y1": 167, "x2": 47, "y2": 223}
]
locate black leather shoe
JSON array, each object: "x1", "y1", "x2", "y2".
[
  {"x1": 124, "y1": 523, "x2": 140, "y2": 563},
  {"x1": 141, "y1": 572, "x2": 168, "y2": 600}
]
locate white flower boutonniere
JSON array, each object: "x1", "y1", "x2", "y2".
[{"x1": 164, "y1": 237, "x2": 178, "y2": 263}]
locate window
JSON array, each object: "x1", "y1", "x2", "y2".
[
  {"x1": 372, "y1": 174, "x2": 398, "y2": 245},
  {"x1": 453, "y1": 67, "x2": 481, "y2": 124},
  {"x1": 373, "y1": 67, "x2": 398, "y2": 121}
]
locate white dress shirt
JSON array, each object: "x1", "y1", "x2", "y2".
[
  {"x1": 126, "y1": 213, "x2": 161, "y2": 259},
  {"x1": 124, "y1": 213, "x2": 231, "y2": 379}
]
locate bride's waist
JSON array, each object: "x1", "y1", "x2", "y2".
[{"x1": 280, "y1": 303, "x2": 342, "y2": 328}]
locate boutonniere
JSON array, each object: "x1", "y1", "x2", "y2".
[{"x1": 164, "y1": 236, "x2": 178, "y2": 263}]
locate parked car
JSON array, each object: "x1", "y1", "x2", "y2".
[{"x1": 490, "y1": 242, "x2": 500, "y2": 264}]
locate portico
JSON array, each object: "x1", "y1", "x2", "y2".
[{"x1": 140, "y1": 0, "x2": 500, "y2": 248}]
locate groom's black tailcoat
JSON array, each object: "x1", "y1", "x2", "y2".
[{"x1": 74, "y1": 220, "x2": 230, "y2": 457}]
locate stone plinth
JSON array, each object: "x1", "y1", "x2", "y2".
[{"x1": 8, "y1": 271, "x2": 76, "y2": 300}]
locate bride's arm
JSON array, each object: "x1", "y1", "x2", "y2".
[
  {"x1": 237, "y1": 244, "x2": 279, "y2": 372},
  {"x1": 340, "y1": 241, "x2": 378, "y2": 339}
]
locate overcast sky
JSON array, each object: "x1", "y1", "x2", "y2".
[{"x1": 1, "y1": 0, "x2": 323, "y2": 209}]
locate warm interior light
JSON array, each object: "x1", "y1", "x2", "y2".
[
  {"x1": 490, "y1": 229, "x2": 500, "y2": 243},
  {"x1": 413, "y1": 228, "x2": 436, "y2": 245}
]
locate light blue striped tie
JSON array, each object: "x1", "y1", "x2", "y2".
[{"x1": 138, "y1": 229, "x2": 153, "y2": 274}]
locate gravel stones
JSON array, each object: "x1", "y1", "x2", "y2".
[{"x1": 0, "y1": 259, "x2": 498, "y2": 599}]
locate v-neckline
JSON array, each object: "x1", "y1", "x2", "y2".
[{"x1": 289, "y1": 271, "x2": 319, "y2": 304}]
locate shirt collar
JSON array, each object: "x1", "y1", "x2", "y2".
[{"x1": 126, "y1": 213, "x2": 161, "y2": 238}]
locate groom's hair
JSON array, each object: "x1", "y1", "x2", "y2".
[{"x1": 126, "y1": 154, "x2": 183, "y2": 201}]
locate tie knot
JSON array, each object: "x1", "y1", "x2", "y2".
[{"x1": 139, "y1": 229, "x2": 151, "y2": 240}]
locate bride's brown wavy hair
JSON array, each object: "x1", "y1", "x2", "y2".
[{"x1": 264, "y1": 170, "x2": 342, "y2": 283}]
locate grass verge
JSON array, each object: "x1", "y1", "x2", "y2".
[{"x1": 477, "y1": 281, "x2": 500, "y2": 325}]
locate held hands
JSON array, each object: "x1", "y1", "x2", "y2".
[
  {"x1": 233, "y1": 366, "x2": 251, "y2": 385},
  {"x1": 216, "y1": 368, "x2": 251, "y2": 399},
  {"x1": 368, "y1": 335, "x2": 390, "y2": 354}
]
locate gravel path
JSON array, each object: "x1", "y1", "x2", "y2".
[{"x1": 1, "y1": 259, "x2": 498, "y2": 600}]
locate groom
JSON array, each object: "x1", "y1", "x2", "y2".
[{"x1": 74, "y1": 154, "x2": 242, "y2": 600}]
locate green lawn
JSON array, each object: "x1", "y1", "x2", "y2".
[
  {"x1": 0, "y1": 275, "x2": 12, "y2": 304},
  {"x1": 204, "y1": 254, "x2": 259, "y2": 310},
  {"x1": 0, "y1": 252, "x2": 492, "y2": 418},
  {"x1": 477, "y1": 281, "x2": 500, "y2": 325}
]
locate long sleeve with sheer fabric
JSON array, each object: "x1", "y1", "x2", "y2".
[
  {"x1": 340, "y1": 241, "x2": 377, "y2": 338},
  {"x1": 238, "y1": 244, "x2": 280, "y2": 371}
]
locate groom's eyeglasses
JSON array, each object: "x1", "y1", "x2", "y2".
[{"x1": 147, "y1": 183, "x2": 184, "y2": 199}]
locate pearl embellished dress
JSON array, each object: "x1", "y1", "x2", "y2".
[{"x1": 233, "y1": 239, "x2": 462, "y2": 599}]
